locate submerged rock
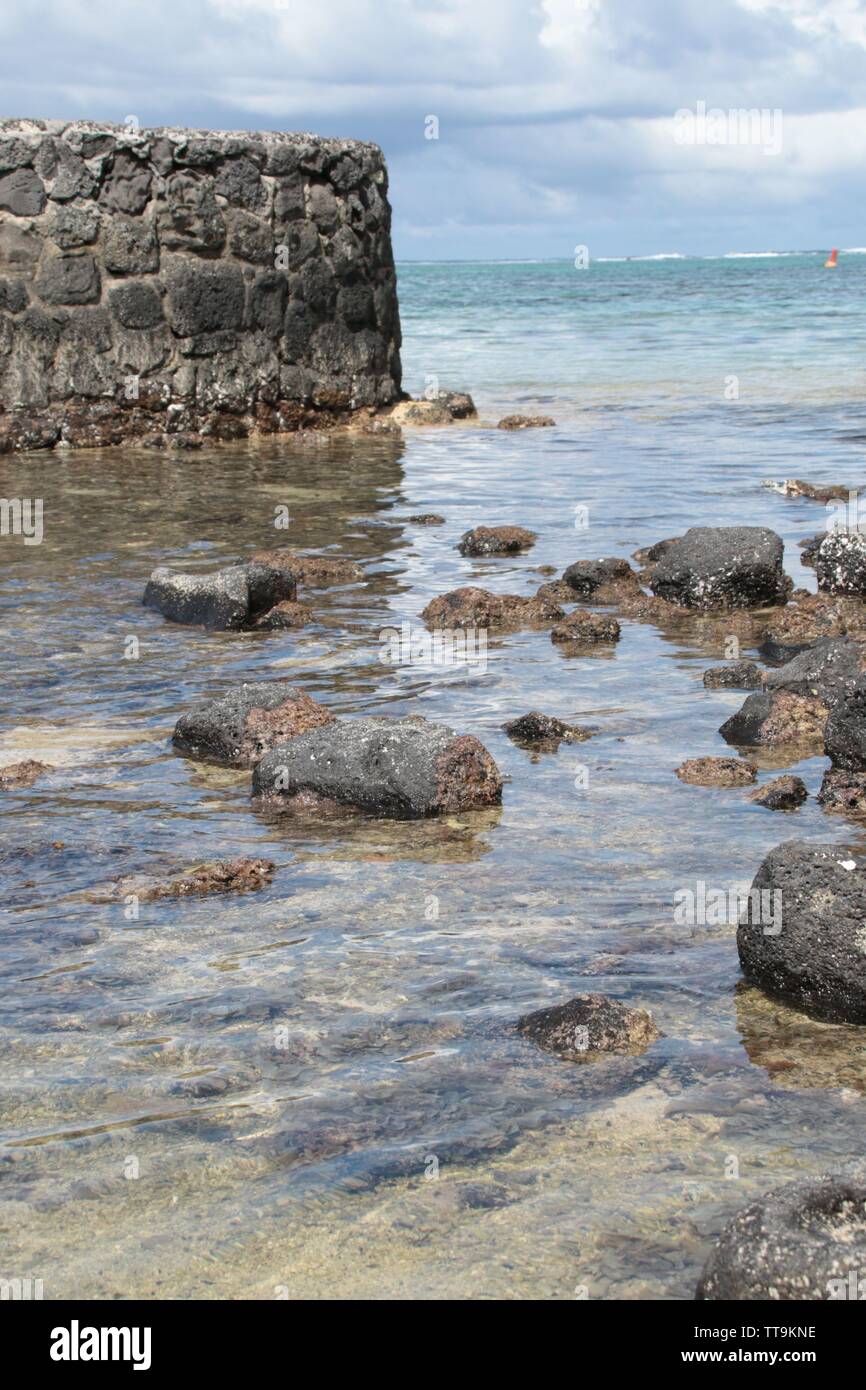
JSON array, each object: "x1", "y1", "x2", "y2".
[
  {"x1": 614, "y1": 590, "x2": 687, "y2": 625},
  {"x1": 702, "y1": 660, "x2": 763, "y2": 690},
  {"x1": 817, "y1": 769, "x2": 866, "y2": 817},
  {"x1": 0, "y1": 759, "x2": 53, "y2": 789},
  {"x1": 251, "y1": 550, "x2": 362, "y2": 586},
  {"x1": 252, "y1": 715, "x2": 503, "y2": 817},
  {"x1": 816, "y1": 532, "x2": 866, "y2": 596},
  {"x1": 517, "y1": 994, "x2": 660, "y2": 1060},
  {"x1": 719, "y1": 689, "x2": 827, "y2": 748},
  {"x1": 550, "y1": 610, "x2": 621, "y2": 644},
  {"x1": 143, "y1": 560, "x2": 296, "y2": 630},
  {"x1": 503, "y1": 711, "x2": 591, "y2": 749},
  {"x1": 761, "y1": 592, "x2": 866, "y2": 656},
  {"x1": 92, "y1": 857, "x2": 275, "y2": 903},
  {"x1": 390, "y1": 396, "x2": 474, "y2": 427},
  {"x1": 763, "y1": 477, "x2": 850, "y2": 502},
  {"x1": 735, "y1": 983, "x2": 866, "y2": 1096},
  {"x1": 562, "y1": 557, "x2": 635, "y2": 597},
  {"x1": 697, "y1": 1161, "x2": 866, "y2": 1300},
  {"x1": 497, "y1": 414, "x2": 555, "y2": 430},
  {"x1": 535, "y1": 579, "x2": 575, "y2": 604},
  {"x1": 431, "y1": 390, "x2": 476, "y2": 419},
  {"x1": 738, "y1": 839, "x2": 866, "y2": 1022},
  {"x1": 421, "y1": 586, "x2": 562, "y2": 630},
  {"x1": 173, "y1": 681, "x2": 335, "y2": 768},
  {"x1": 675, "y1": 756, "x2": 757, "y2": 787},
  {"x1": 457, "y1": 525, "x2": 537, "y2": 556},
  {"x1": 758, "y1": 633, "x2": 815, "y2": 665},
  {"x1": 255, "y1": 600, "x2": 312, "y2": 630},
  {"x1": 407, "y1": 513, "x2": 445, "y2": 525},
  {"x1": 650, "y1": 526, "x2": 787, "y2": 610},
  {"x1": 389, "y1": 399, "x2": 450, "y2": 426},
  {"x1": 749, "y1": 775, "x2": 807, "y2": 810}
]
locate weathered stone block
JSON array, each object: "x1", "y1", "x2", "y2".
[
  {"x1": 35, "y1": 251, "x2": 100, "y2": 304},
  {"x1": 164, "y1": 260, "x2": 245, "y2": 335},
  {"x1": 109, "y1": 280, "x2": 164, "y2": 329},
  {"x1": 102, "y1": 215, "x2": 159, "y2": 274},
  {"x1": 0, "y1": 168, "x2": 45, "y2": 215},
  {"x1": 99, "y1": 152, "x2": 152, "y2": 214}
]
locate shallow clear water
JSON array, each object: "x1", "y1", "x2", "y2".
[{"x1": 3, "y1": 256, "x2": 866, "y2": 1300}]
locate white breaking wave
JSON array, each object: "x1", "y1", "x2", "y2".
[
  {"x1": 595, "y1": 252, "x2": 686, "y2": 262},
  {"x1": 721, "y1": 250, "x2": 802, "y2": 258}
]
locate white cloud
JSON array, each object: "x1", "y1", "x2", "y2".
[{"x1": 1, "y1": 0, "x2": 865, "y2": 255}]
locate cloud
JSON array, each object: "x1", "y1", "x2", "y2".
[{"x1": 1, "y1": 0, "x2": 864, "y2": 256}]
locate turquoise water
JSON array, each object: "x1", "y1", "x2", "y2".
[
  {"x1": 2, "y1": 255, "x2": 866, "y2": 1300},
  {"x1": 400, "y1": 252, "x2": 866, "y2": 415}
]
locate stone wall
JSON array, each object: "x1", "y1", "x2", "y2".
[{"x1": 0, "y1": 120, "x2": 402, "y2": 450}]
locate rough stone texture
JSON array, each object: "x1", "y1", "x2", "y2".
[
  {"x1": 407, "y1": 513, "x2": 444, "y2": 526},
  {"x1": 632, "y1": 537, "x2": 681, "y2": 567},
  {"x1": 389, "y1": 398, "x2": 466, "y2": 427},
  {"x1": 250, "y1": 549, "x2": 362, "y2": 586},
  {"x1": 800, "y1": 532, "x2": 824, "y2": 567},
  {"x1": 535, "y1": 580, "x2": 574, "y2": 604},
  {"x1": 763, "y1": 635, "x2": 866, "y2": 708},
  {"x1": 719, "y1": 690, "x2": 828, "y2": 748},
  {"x1": 517, "y1": 994, "x2": 660, "y2": 1060},
  {"x1": 0, "y1": 758, "x2": 53, "y2": 788},
  {"x1": 550, "y1": 610, "x2": 621, "y2": 644},
  {"x1": 143, "y1": 560, "x2": 296, "y2": 630},
  {"x1": 252, "y1": 715, "x2": 503, "y2": 817},
  {"x1": 817, "y1": 768, "x2": 866, "y2": 817},
  {"x1": 91, "y1": 857, "x2": 274, "y2": 902},
  {"x1": 698, "y1": 1161, "x2": 866, "y2": 1300},
  {"x1": 431, "y1": 390, "x2": 475, "y2": 418},
  {"x1": 675, "y1": 756, "x2": 757, "y2": 787},
  {"x1": 255, "y1": 599, "x2": 312, "y2": 630},
  {"x1": 824, "y1": 673, "x2": 866, "y2": 770},
  {"x1": 173, "y1": 681, "x2": 335, "y2": 767},
  {"x1": 763, "y1": 477, "x2": 850, "y2": 502},
  {"x1": 703, "y1": 660, "x2": 763, "y2": 689},
  {"x1": 738, "y1": 840, "x2": 866, "y2": 1022},
  {"x1": 0, "y1": 120, "x2": 401, "y2": 449},
  {"x1": 761, "y1": 592, "x2": 866, "y2": 660},
  {"x1": 749, "y1": 775, "x2": 807, "y2": 810},
  {"x1": 650, "y1": 526, "x2": 787, "y2": 610},
  {"x1": 816, "y1": 532, "x2": 866, "y2": 596},
  {"x1": 614, "y1": 590, "x2": 688, "y2": 625},
  {"x1": 503, "y1": 711, "x2": 591, "y2": 749},
  {"x1": 421, "y1": 586, "x2": 563, "y2": 631},
  {"x1": 562, "y1": 557, "x2": 635, "y2": 597},
  {"x1": 457, "y1": 526, "x2": 536, "y2": 557},
  {"x1": 497, "y1": 414, "x2": 555, "y2": 430}
]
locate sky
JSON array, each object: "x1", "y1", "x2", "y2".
[{"x1": 2, "y1": 0, "x2": 866, "y2": 260}]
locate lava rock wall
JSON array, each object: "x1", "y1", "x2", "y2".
[{"x1": 0, "y1": 120, "x2": 402, "y2": 450}]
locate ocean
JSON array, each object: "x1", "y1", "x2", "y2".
[{"x1": 1, "y1": 253, "x2": 865, "y2": 1299}]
